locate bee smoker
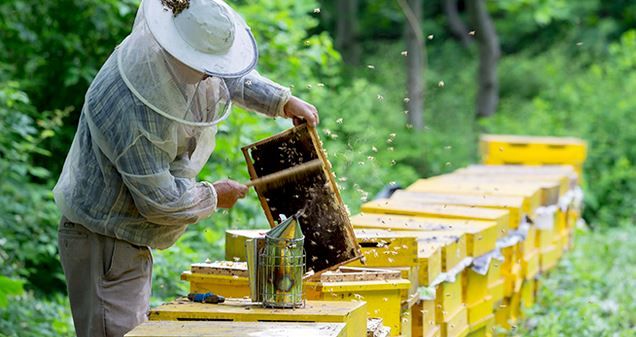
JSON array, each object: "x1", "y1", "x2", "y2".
[{"x1": 258, "y1": 214, "x2": 305, "y2": 308}]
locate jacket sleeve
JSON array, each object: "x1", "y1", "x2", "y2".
[
  {"x1": 224, "y1": 70, "x2": 292, "y2": 117},
  {"x1": 113, "y1": 134, "x2": 217, "y2": 226}
]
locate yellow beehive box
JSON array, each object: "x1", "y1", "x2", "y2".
[
  {"x1": 400, "y1": 294, "x2": 417, "y2": 337},
  {"x1": 390, "y1": 190, "x2": 525, "y2": 230},
  {"x1": 556, "y1": 230, "x2": 570, "y2": 253},
  {"x1": 401, "y1": 310, "x2": 412, "y2": 337},
  {"x1": 465, "y1": 269, "x2": 487, "y2": 308},
  {"x1": 508, "y1": 291, "x2": 523, "y2": 322},
  {"x1": 464, "y1": 256, "x2": 502, "y2": 308},
  {"x1": 466, "y1": 315, "x2": 494, "y2": 337},
  {"x1": 555, "y1": 209, "x2": 569, "y2": 236},
  {"x1": 436, "y1": 276, "x2": 465, "y2": 322},
  {"x1": 493, "y1": 298, "x2": 514, "y2": 330},
  {"x1": 406, "y1": 180, "x2": 542, "y2": 223},
  {"x1": 353, "y1": 229, "x2": 444, "y2": 287},
  {"x1": 347, "y1": 229, "x2": 420, "y2": 268},
  {"x1": 384, "y1": 266, "x2": 420, "y2": 297},
  {"x1": 521, "y1": 250, "x2": 540, "y2": 280},
  {"x1": 361, "y1": 199, "x2": 511, "y2": 232},
  {"x1": 467, "y1": 296, "x2": 494, "y2": 329},
  {"x1": 536, "y1": 226, "x2": 557, "y2": 250},
  {"x1": 225, "y1": 228, "x2": 436, "y2": 288},
  {"x1": 351, "y1": 214, "x2": 504, "y2": 261},
  {"x1": 459, "y1": 165, "x2": 580, "y2": 197},
  {"x1": 182, "y1": 267, "x2": 412, "y2": 329},
  {"x1": 423, "y1": 327, "x2": 441, "y2": 337},
  {"x1": 356, "y1": 229, "x2": 467, "y2": 274},
  {"x1": 520, "y1": 226, "x2": 538, "y2": 258},
  {"x1": 479, "y1": 134, "x2": 587, "y2": 164},
  {"x1": 500, "y1": 244, "x2": 522, "y2": 298},
  {"x1": 540, "y1": 245, "x2": 561, "y2": 272},
  {"x1": 225, "y1": 229, "x2": 267, "y2": 262},
  {"x1": 454, "y1": 167, "x2": 573, "y2": 197},
  {"x1": 149, "y1": 300, "x2": 367, "y2": 337},
  {"x1": 486, "y1": 259, "x2": 504, "y2": 304},
  {"x1": 440, "y1": 304, "x2": 470, "y2": 337},
  {"x1": 124, "y1": 321, "x2": 347, "y2": 337},
  {"x1": 451, "y1": 169, "x2": 571, "y2": 197},
  {"x1": 423, "y1": 174, "x2": 562, "y2": 208},
  {"x1": 520, "y1": 279, "x2": 536, "y2": 310},
  {"x1": 412, "y1": 298, "x2": 440, "y2": 337},
  {"x1": 460, "y1": 164, "x2": 578, "y2": 178},
  {"x1": 181, "y1": 271, "x2": 250, "y2": 298},
  {"x1": 306, "y1": 279, "x2": 411, "y2": 336},
  {"x1": 567, "y1": 208, "x2": 581, "y2": 229},
  {"x1": 459, "y1": 164, "x2": 582, "y2": 216}
]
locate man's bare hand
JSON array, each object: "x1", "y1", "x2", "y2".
[
  {"x1": 213, "y1": 179, "x2": 248, "y2": 209},
  {"x1": 283, "y1": 96, "x2": 319, "y2": 127}
]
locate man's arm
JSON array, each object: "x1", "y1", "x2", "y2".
[
  {"x1": 224, "y1": 70, "x2": 319, "y2": 126},
  {"x1": 224, "y1": 70, "x2": 291, "y2": 117},
  {"x1": 114, "y1": 135, "x2": 218, "y2": 226}
]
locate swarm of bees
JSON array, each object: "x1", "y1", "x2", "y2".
[{"x1": 161, "y1": 0, "x2": 190, "y2": 16}]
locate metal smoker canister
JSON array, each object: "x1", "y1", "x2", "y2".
[{"x1": 259, "y1": 215, "x2": 305, "y2": 308}]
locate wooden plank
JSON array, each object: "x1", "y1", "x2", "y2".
[
  {"x1": 149, "y1": 298, "x2": 366, "y2": 321},
  {"x1": 149, "y1": 299, "x2": 367, "y2": 337},
  {"x1": 125, "y1": 321, "x2": 346, "y2": 337},
  {"x1": 241, "y1": 146, "x2": 276, "y2": 227},
  {"x1": 191, "y1": 262, "x2": 248, "y2": 277},
  {"x1": 319, "y1": 267, "x2": 401, "y2": 282}
]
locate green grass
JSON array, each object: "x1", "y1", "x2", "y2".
[{"x1": 509, "y1": 226, "x2": 636, "y2": 337}]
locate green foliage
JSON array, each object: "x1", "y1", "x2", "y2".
[
  {"x1": 0, "y1": 77, "x2": 67, "y2": 292},
  {"x1": 0, "y1": 277, "x2": 24, "y2": 309},
  {"x1": 0, "y1": 0, "x2": 138, "y2": 110},
  {"x1": 507, "y1": 227, "x2": 636, "y2": 336},
  {"x1": 0, "y1": 293, "x2": 73, "y2": 337},
  {"x1": 0, "y1": 0, "x2": 139, "y2": 174}
]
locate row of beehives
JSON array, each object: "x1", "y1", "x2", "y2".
[
  {"x1": 158, "y1": 163, "x2": 584, "y2": 337},
  {"x1": 132, "y1": 135, "x2": 587, "y2": 337}
]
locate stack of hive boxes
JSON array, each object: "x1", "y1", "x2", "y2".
[
  {"x1": 349, "y1": 134, "x2": 585, "y2": 336},
  {"x1": 139, "y1": 134, "x2": 586, "y2": 337}
]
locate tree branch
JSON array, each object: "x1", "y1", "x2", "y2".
[{"x1": 443, "y1": 0, "x2": 472, "y2": 48}]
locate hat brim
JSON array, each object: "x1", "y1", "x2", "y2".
[{"x1": 143, "y1": 0, "x2": 258, "y2": 78}]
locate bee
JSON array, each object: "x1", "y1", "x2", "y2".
[{"x1": 161, "y1": 0, "x2": 190, "y2": 16}]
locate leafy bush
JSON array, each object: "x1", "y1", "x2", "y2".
[
  {"x1": 0, "y1": 77, "x2": 67, "y2": 292},
  {"x1": 0, "y1": 74, "x2": 72, "y2": 334},
  {"x1": 0, "y1": 293, "x2": 73, "y2": 337}
]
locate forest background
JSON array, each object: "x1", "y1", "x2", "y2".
[{"x1": 1, "y1": 0, "x2": 635, "y2": 336}]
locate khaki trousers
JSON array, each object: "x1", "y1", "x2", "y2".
[{"x1": 58, "y1": 217, "x2": 152, "y2": 337}]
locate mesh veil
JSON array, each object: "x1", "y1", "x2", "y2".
[{"x1": 117, "y1": 8, "x2": 232, "y2": 127}]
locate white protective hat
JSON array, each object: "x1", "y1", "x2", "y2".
[{"x1": 144, "y1": 0, "x2": 258, "y2": 78}]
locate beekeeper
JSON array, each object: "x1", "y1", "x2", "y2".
[{"x1": 53, "y1": 0, "x2": 318, "y2": 336}]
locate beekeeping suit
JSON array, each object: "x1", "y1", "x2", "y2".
[{"x1": 52, "y1": 1, "x2": 301, "y2": 336}]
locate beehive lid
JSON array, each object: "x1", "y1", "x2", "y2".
[
  {"x1": 125, "y1": 321, "x2": 347, "y2": 337},
  {"x1": 190, "y1": 261, "x2": 248, "y2": 277},
  {"x1": 319, "y1": 267, "x2": 402, "y2": 282},
  {"x1": 480, "y1": 134, "x2": 586, "y2": 145}
]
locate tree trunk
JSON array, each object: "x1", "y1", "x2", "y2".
[
  {"x1": 443, "y1": 0, "x2": 472, "y2": 48},
  {"x1": 335, "y1": 0, "x2": 360, "y2": 66},
  {"x1": 402, "y1": 0, "x2": 425, "y2": 130},
  {"x1": 468, "y1": 0, "x2": 501, "y2": 118}
]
